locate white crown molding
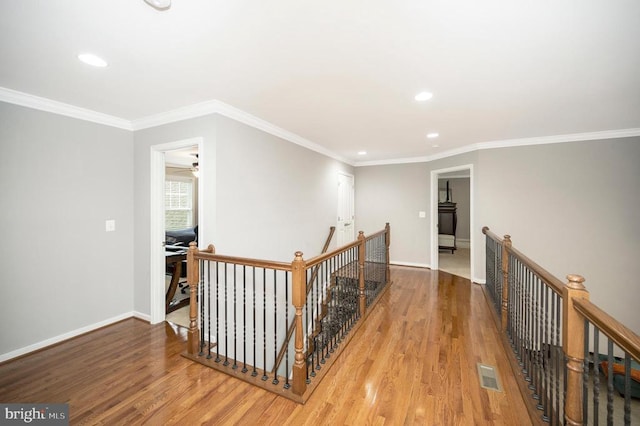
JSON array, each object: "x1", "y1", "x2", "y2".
[
  {"x1": 3, "y1": 86, "x2": 638, "y2": 167},
  {"x1": 131, "y1": 99, "x2": 353, "y2": 165},
  {"x1": 355, "y1": 128, "x2": 640, "y2": 167},
  {"x1": 0, "y1": 86, "x2": 132, "y2": 130}
]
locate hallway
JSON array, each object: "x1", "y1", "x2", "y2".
[{"x1": 0, "y1": 266, "x2": 530, "y2": 425}]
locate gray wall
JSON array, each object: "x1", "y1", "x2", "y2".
[
  {"x1": 133, "y1": 113, "x2": 354, "y2": 316},
  {"x1": 3, "y1": 97, "x2": 637, "y2": 359},
  {"x1": 476, "y1": 138, "x2": 640, "y2": 334},
  {"x1": 0, "y1": 102, "x2": 134, "y2": 357},
  {"x1": 356, "y1": 138, "x2": 640, "y2": 333},
  {"x1": 355, "y1": 151, "x2": 477, "y2": 266}
]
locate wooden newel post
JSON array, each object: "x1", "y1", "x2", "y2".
[
  {"x1": 385, "y1": 222, "x2": 391, "y2": 284},
  {"x1": 563, "y1": 274, "x2": 589, "y2": 426},
  {"x1": 187, "y1": 242, "x2": 200, "y2": 354},
  {"x1": 358, "y1": 231, "x2": 366, "y2": 317},
  {"x1": 187, "y1": 243, "x2": 214, "y2": 355},
  {"x1": 291, "y1": 251, "x2": 308, "y2": 396},
  {"x1": 501, "y1": 235, "x2": 512, "y2": 331}
]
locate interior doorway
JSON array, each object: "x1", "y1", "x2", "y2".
[
  {"x1": 336, "y1": 172, "x2": 355, "y2": 246},
  {"x1": 430, "y1": 164, "x2": 474, "y2": 281},
  {"x1": 150, "y1": 137, "x2": 204, "y2": 325}
]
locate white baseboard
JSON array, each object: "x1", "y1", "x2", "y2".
[
  {"x1": 457, "y1": 239, "x2": 470, "y2": 249},
  {"x1": 133, "y1": 311, "x2": 151, "y2": 322},
  {"x1": 473, "y1": 278, "x2": 486, "y2": 285},
  {"x1": 0, "y1": 311, "x2": 137, "y2": 363},
  {"x1": 391, "y1": 261, "x2": 431, "y2": 269}
]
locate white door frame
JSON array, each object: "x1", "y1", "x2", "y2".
[
  {"x1": 430, "y1": 164, "x2": 475, "y2": 281},
  {"x1": 150, "y1": 137, "x2": 205, "y2": 324}
]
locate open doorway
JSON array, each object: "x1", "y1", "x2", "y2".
[
  {"x1": 430, "y1": 164, "x2": 474, "y2": 281},
  {"x1": 163, "y1": 146, "x2": 199, "y2": 327},
  {"x1": 150, "y1": 137, "x2": 204, "y2": 325}
]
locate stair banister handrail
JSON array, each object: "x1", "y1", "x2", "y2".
[
  {"x1": 572, "y1": 298, "x2": 640, "y2": 362},
  {"x1": 189, "y1": 252, "x2": 292, "y2": 271},
  {"x1": 305, "y1": 238, "x2": 361, "y2": 268},
  {"x1": 272, "y1": 227, "x2": 335, "y2": 375},
  {"x1": 306, "y1": 226, "x2": 335, "y2": 293},
  {"x1": 481, "y1": 226, "x2": 503, "y2": 244},
  {"x1": 505, "y1": 243, "x2": 565, "y2": 295}
]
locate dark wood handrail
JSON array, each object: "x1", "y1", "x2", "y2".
[
  {"x1": 505, "y1": 244, "x2": 564, "y2": 295},
  {"x1": 573, "y1": 298, "x2": 640, "y2": 362},
  {"x1": 272, "y1": 227, "x2": 336, "y2": 374}
]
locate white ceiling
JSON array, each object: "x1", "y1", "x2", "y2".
[{"x1": 1, "y1": 0, "x2": 639, "y2": 164}]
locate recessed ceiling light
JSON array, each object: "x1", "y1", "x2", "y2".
[
  {"x1": 427, "y1": 132, "x2": 439, "y2": 139},
  {"x1": 357, "y1": 151, "x2": 367, "y2": 155},
  {"x1": 432, "y1": 144, "x2": 440, "y2": 148},
  {"x1": 415, "y1": 91, "x2": 433, "y2": 101},
  {"x1": 78, "y1": 53, "x2": 107, "y2": 67}
]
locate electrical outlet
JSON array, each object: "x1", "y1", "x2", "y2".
[
  {"x1": 105, "y1": 219, "x2": 116, "y2": 232},
  {"x1": 419, "y1": 211, "x2": 426, "y2": 218}
]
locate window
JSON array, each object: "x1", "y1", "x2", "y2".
[{"x1": 165, "y1": 178, "x2": 194, "y2": 230}]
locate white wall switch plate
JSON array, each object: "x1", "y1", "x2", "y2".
[{"x1": 105, "y1": 219, "x2": 116, "y2": 232}]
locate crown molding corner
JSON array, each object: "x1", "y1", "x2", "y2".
[
  {"x1": 0, "y1": 86, "x2": 132, "y2": 130},
  {"x1": 132, "y1": 98, "x2": 354, "y2": 166},
  {"x1": 356, "y1": 128, "x2": 640, "y2": 167}
]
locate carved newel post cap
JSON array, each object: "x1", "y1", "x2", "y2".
[
  {"x1": 294, "y1": 251, "x2": 304, "y2": 260},
  {"x1": 566, "y1": 274, "x2": 586, "y2": 290}
]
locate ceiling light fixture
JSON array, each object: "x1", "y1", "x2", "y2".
[
  {"x1": 191, "y1": 154, "x2": 199, "y2": 178},
  {"x1": 144, "y1": 0, "x2": 171, "y2": 9},
  {"x1": 77, "y1": 53, "x2": 107, "y2": 67},
  {"x1": 427, "y1": 132, "x2": 439, "y2": 139},
  {"x1": 357, "y1": 151, "x2": 367, "y2": 155},
  {"x1": 432, "y1": 144, "x2": 440, "y2": 148},
  {"x1": 414, "y1": 91, "x2": 433, "y2": 101}
]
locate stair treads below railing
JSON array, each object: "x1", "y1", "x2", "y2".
[{"x1": 182, "y1": 224, "x2": 391, "y2": 404}]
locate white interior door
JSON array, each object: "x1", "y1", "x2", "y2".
[{"x1": 337, "y1": 172, "x2": 355, "y2": 246}]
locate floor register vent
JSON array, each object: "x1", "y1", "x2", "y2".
[{"x1": 477, "y1": 363, "x2": 503, "y2": 392}]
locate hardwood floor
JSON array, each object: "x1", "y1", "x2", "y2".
[{"x1": 0, "y1": 266, "x2": 531, "y2": 425}]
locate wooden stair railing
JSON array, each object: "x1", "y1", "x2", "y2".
[
  {"x1": 183, "y1": 224, "x2": 391, "y2": 404},
  {"x1": 272, "y1": 226, "x2": 335, "y2": 375},
  {"x1": 483, "y1": 227, "x2": 640, "y2": 425}
]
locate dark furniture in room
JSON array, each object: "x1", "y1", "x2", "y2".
[
  {"x1": 438, "y1": 201, "x2": 457, "y2": 253},
  {"x1": 165, "y1": 225, "x2": 198, "y2": 247},
  {"x1": 165, "y1": 250, "x2": 188, "y2": 314},
  {"x1": 164, "y1": 226, "x2": 197, "y2": 313}
]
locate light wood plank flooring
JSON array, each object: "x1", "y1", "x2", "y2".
[{"x1": 0, "y1": 266, "x2": 531, "y2": 425}]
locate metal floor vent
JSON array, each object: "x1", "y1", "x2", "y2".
[{"x1": 477, "y1": 363, "x2": 503, "y2": 392}]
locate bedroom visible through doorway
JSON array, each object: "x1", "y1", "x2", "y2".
[{"x1": 430, "y1": 164, "x2": 474, "y2": 282}]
